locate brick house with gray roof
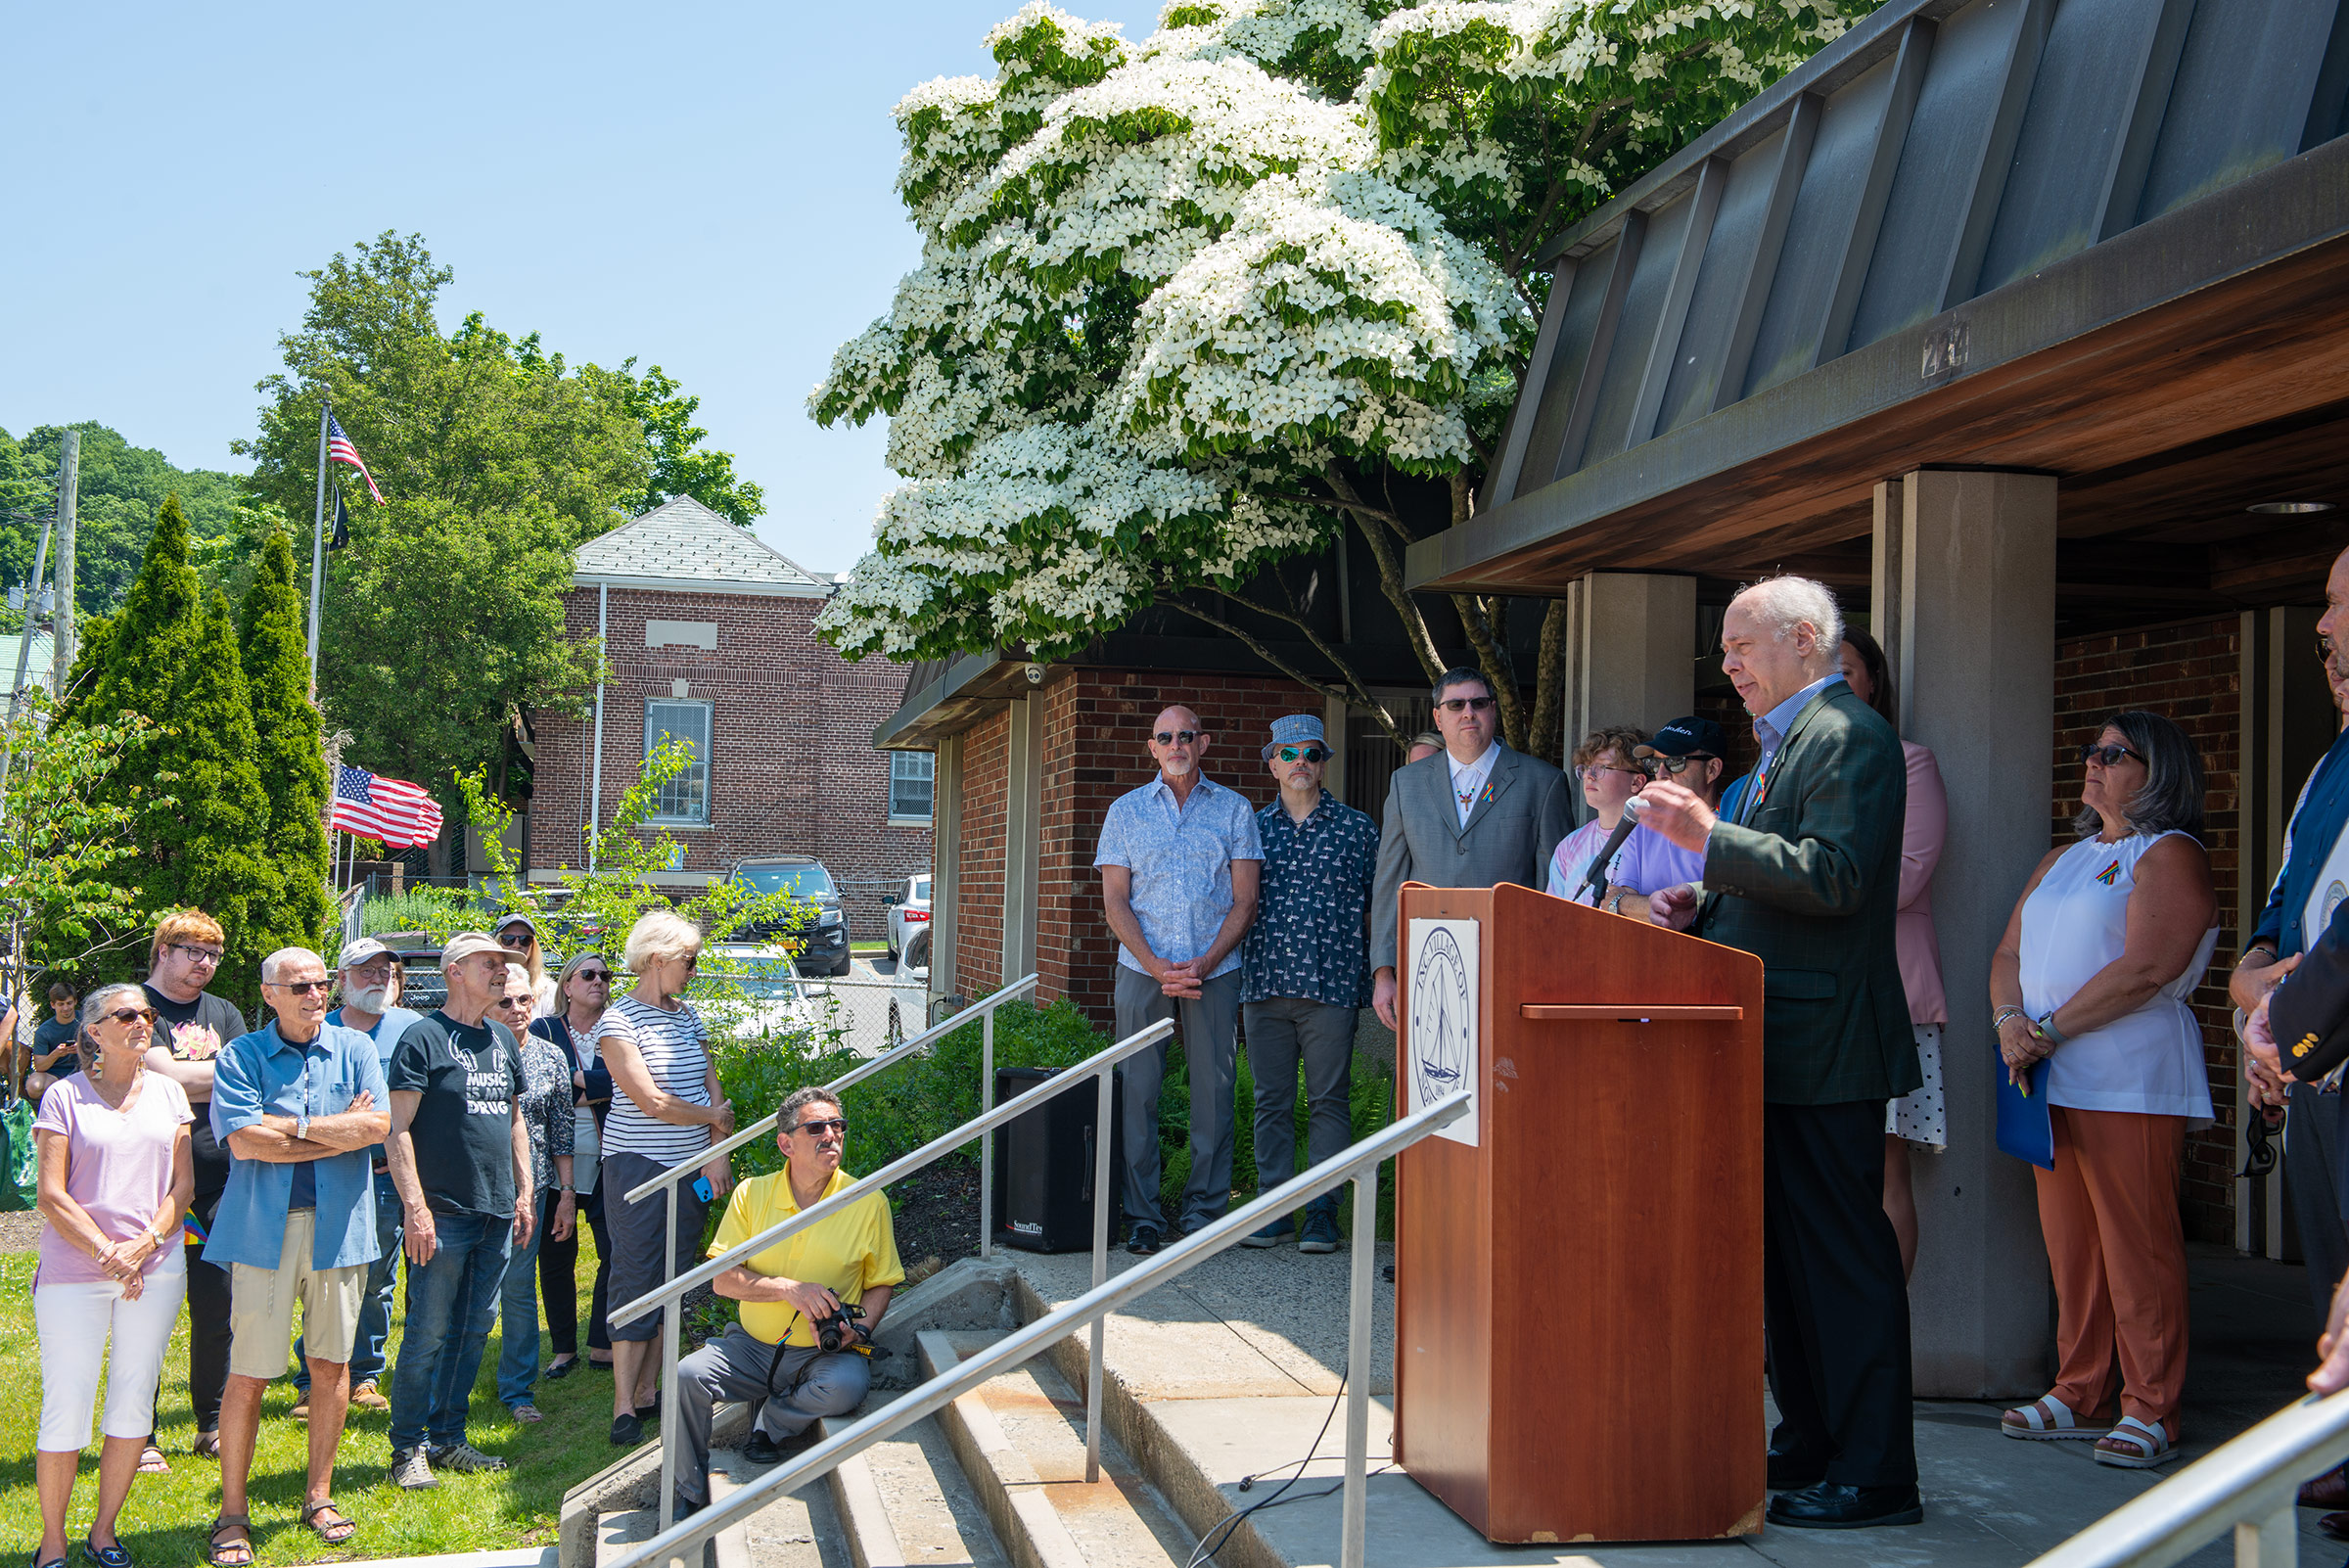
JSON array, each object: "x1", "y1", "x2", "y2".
[{"x1": 525, "y1": 496, "x2": 932, "y2": 937}]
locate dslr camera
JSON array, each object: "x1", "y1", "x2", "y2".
[{"x1": 814, "y1": 1299, "x2": 866, "y2": 1354}]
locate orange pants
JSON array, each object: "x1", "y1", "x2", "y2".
[{"x1": 2034, "y1": 1105, "x2": 2190, "y2": 1439}]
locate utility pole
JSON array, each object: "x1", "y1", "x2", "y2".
[
  {"x1": 306, "y1": 398, "x2": 330, "y2": 696},
  {"x1": 52, "y1": 430, "x2": 78, "y2": 689}
]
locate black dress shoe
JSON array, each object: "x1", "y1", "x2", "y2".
[
  {"x1": 611, "y1": 1413, "x2": 644, "y2": 1448},
  {"x1": 743, "y1": 1429, "x2": 784, "y2": 1466},
  {"x1": 1766, "y1": 1482, "x2": 1922, "y2": 1530},
  {"x1": 1127, "y1": 1224, "x2": 1163, "y2": 1256},
  {"x1": 1767, "y1": 1450, "x2": 1826, "y2": 1491}
]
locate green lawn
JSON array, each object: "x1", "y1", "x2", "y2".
[{"x1": 0, "y1": 1235, "x2": 622, "y2": 1564}]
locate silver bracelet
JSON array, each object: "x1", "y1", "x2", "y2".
[{"x1": 1993, "y1": 1005, "x2": 2026, "y2": 1031}]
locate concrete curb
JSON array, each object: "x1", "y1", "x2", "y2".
[
  {"x1": 561, "y1": 1404, "x2": 753, "y2": 1568},
  {"x1": 869, "y1": 1257, "x2": 1020, "y2": 1389},
  {"x1": 813, "y1": 1411, "x2": 910, "y2": 1568},
  {"x1": 918, "y1": 1331, "x2": 1094, "y2": 1568}
]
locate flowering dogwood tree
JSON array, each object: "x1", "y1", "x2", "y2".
[{"x1": 814, "y1": 0, "x2": 1875, "y2": 751}]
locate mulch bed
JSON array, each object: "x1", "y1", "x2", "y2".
[{"x1": 891, "y1": 1161, "x2": 981, "y2": 1285}]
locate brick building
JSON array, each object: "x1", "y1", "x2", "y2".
[{"x1": 526, "y1": 497, "x2": 932, "y2": 936}]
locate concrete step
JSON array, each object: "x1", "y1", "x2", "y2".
[
  {"x1": 814, "y1": 1395, "x2": 1013, "y2": 1568},
  {"x1": 918, "y1": 1330, "x2": 1194, "y2": 1568},
  {"x1": 598, "y1": 1442, "x2": 846, "y2": 1568}
]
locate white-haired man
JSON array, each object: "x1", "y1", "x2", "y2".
[
  {"x1": 205, "y1": 946, "x2": 392, "y2": 1562},
  {"x1": 1640, "y1": 576, "x2": 1920, "y2": 1531}
]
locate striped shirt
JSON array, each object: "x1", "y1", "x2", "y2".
[{"x1": 598, "y1": 995, "x2": 714, "y2": 1168}]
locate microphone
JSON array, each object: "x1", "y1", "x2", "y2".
[{"x1": 1580, "y1": 795, "x2": 1649, "y2": 906}]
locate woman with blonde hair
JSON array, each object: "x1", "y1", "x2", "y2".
[
  {"x1": 598, "y1": 907, "x2": 733, "y2": 1446},
  {"x1": 32, "y1": 982, "x2": 194, "y2": 1568}
]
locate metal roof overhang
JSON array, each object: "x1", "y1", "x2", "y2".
[{"x1": 1411, "y1": 0, "x2": 2349, "y2": 601}]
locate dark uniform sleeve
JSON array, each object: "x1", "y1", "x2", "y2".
[{"x1": 2276, "y1": 899, "x2": 2349, "y2": 1083}]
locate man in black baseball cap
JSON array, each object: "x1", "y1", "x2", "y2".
[{"x1": 1596, "y1": 716, "x2": 1729, "y2": 920}]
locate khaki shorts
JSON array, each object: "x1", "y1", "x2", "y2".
[{"x1": 228, "y1": 1210, "x2": 367, "y2": 1378}]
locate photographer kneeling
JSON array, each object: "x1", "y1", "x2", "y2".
[{"x1": 674, "y1": 1087, "x2": 903, "y2": 1517}]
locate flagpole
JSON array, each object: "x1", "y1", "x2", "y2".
[{"x1": 306, "y1": 397, "x2": 331, "y2": 698}]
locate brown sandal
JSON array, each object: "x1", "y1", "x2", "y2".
[
  {"x1": 136, "y1": 1443, "x2": 169, "y2": 1474},
  {"x1": 191, "y1": 1430, "x2": 221, "y2": 1460},
  {"x1": 302, "y1": 1499, "x2": 357, "y2": 1546},
  {"x1": 207, "y1": 1514, "x2": 253, "y2": 1568}
]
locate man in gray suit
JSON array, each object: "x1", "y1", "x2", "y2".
[{"x1": 1370, "y1": 668, "x2": 1575, "y2": 1029}]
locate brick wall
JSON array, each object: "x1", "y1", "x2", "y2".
[
  {"x1": 530, "y1": 585, "x2": 933, "y2": 935},
  {"x1": 2051, "y1": 617, "x2": 2242, "y2": 1244},
  {"x1": 955, "y1": 710, "x2": 1012, "y2": 998}
]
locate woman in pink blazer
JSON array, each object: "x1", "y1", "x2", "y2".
[{"x1": 1840, "y1": 628, "x2": 1948, "y2": 1280}]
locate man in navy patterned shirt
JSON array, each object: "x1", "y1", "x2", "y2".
[{"x1": 1238, "y1": 715, "x2": 1379, "y2": 1254}]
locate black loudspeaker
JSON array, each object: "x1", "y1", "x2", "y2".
[{"x1": 991, "y1": 1065, "x2": 1125, "y2": 1254}]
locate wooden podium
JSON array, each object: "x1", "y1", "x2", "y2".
[{"x1": 1392, "y1": 881, "x2": 1765, "y2": 1543}]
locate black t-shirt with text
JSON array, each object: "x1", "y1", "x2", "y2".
[
  {"x1": 389, "y1": 1012, "x2": 523, "y2": 1218},
  {"x1": 143, "y1": 984, "x2": 249, "y2": 1214}
]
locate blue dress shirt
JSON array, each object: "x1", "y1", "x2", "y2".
[
  {"x1": 1738, "y1": 672, "x2": 1847, "y2": 823},
  {"x1": 1093, "y1": 773, "x2": 1265, "y2": 978},
  {"x1": 205, "y1": 1021, "x2": 389, "y2": 1271}
]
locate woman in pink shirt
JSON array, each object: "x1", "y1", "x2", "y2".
[
  {"x1": 32, "y1": 982, "x2": 194, "y2": 1568},
  {"x1": 1839, "y1": 629, "x2": 1949, "y2": 1279}
]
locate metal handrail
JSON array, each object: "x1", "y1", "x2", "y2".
[
  {"x1": 2026, "y1": 1385, "x2": 2349, "y2": 1568},
  {"x1": 616, "y1": 1011, "x2": 1174, "y2": 1530},
  {"x1": 622, "y1": 972, "x2": 1038, "y2": 1206},
  {"x1": 603, "y1": 1090, "x2": 1473, "y2": 1568}
]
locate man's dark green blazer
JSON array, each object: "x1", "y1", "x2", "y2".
[{"x1": 1698, "y1": 683, "x2": 1922, "y2": 1106}]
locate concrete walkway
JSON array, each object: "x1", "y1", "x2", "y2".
[{"x1": 1004, "y1": 1242, "x2": 2340, "y2": 1568}]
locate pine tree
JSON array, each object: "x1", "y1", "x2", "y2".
[
  {"x1": 239, "y1": 530, "x2": 331, "y2": 955},
  {"x1": 71, "y1": 495, "x2": 273, "y2": 1008}
]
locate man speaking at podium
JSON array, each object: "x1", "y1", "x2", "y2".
[{"x1": 1641, "y1": 576, "x2": 1922, "y2": 1532}]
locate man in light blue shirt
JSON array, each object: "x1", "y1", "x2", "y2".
[
  {"x1": 206, "y1": 945, "x2": 391, "y2": 1559},
  {"x1": 1094, "y1": 704, "x2": 1264, "y2": 1254}
]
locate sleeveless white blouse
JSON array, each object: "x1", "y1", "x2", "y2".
[{"x1": 2019, "y1": 831, "x2": 2218, "y2": 1125}]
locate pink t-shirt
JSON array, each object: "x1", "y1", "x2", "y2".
[{"x1": 32, "y1": 1071, "x2": 193, "y2": 1286}]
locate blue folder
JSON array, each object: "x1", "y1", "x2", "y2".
[{"x1": 1996, "y1": 1057, "x2": 2053, "y2": 1170}]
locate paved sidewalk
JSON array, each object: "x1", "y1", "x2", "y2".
[{"x1": 1006, "y1": 1241, "x2": 2340, "y2": 1568}]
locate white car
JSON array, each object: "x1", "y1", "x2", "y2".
[
  {"x1": 886, "y1": 874, "x2": 932, "y2": 964},
  {"x1": 698, "y1": 945, "x2": 833, "y2": 1044}
]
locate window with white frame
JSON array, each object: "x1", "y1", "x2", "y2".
[
  {"x1": 644, "y1": 701, "x2": 713, "y2": 824},
  {"x1": 890, "y1": 751, "x2": 935, "y2": 821}
]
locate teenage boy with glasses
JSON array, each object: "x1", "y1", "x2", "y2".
[
  {"x1": 138, "y1": 909, "x2": 249, "y2": 1467},
  {"x1": 1094, "y1": 704, "x2": 1264, "y2": 1255},
  {"x1": 1239, "y1": 715, "x2": 1378, "y2": 1253}
]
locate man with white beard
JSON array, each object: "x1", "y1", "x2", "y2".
[{"x1": 290, "y1": 938, "x2": 424, "y2": 1417}]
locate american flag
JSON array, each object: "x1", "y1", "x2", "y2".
[
  {"x1": 330, "y1": 765, "x2": 442, "y2": 848},
  {"x1": 326, "y1": 414, "x2": 386, "y2": 504}
]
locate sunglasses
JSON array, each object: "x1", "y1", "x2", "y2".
[
  {"x1": 2241, "y1": 1107, "x2": 2282, "y2": 1179},
  {"x1": 1435, "y1": 696, "x2": 1497, "y2": 714},
  {"x1": 266, "y1": 979, "x2": 332, "y2": 996},
  {"x1": 576, "y1": 969, "x2": 611, "y2": 984},
  {"x1": 2080, "y1": 743, "x2": 2145, "y2": 767},
  {"x1": 792, "y1": 1117, "x2": 849, "y2": 1137},
  {"x1": 1650, "y1": 754, "x2": 1719, "y2": 776},
  {"x1": 104, "y1": 1005, "x2": 158, "y2": 1028},
  {"x1": 170, "y1": 944, "x2": 224, "y2": 965},
  {"x1": 1153, "y1": 729, "x2": 1202, "y2": 746},
  {"x1": 499, "y1": 931, "x2": 534, "y2": 947},
  {"x1": 1273, "y1": 746, "x2": 1328, "y2": 762}
]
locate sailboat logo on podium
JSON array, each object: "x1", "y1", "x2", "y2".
[{"x1": 1407, "y1": 918, "x2": 1480, "y2": 1146}]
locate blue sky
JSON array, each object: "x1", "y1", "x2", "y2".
[{"x1": 0, "y1": 0, "x2": 1164, "y2": 573}]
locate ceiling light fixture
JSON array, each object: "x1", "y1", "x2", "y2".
[{"x1": 2248, "y1": 500, "x2": 2337, "y2": 514}]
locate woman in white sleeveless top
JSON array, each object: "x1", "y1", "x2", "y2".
[{"x1": 1990, "y1": 711, "x2": 2218, "y2": 1469}]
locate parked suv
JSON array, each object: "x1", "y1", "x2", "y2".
[
  {"x1": 885, "y1": 874, "x2": 931, "y2": 962},
  {"x1": 725, "y1": 855, "x2": 852, "y2": 977}
]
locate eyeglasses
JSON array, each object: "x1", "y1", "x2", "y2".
[
  {"x1": 2241, "y1": 1107, "x2": 2282, "y2": 1178},
  {"x1": 1153, "y1": 730, "x2": 1202, "y2": 746},
  {"x1": 1435, "y1": 696, "x2": 1497, "y2": 714},
  {"x1": 2080, "y1": 743, "x2": 2145, "y2": 767},
  {"x1": 1273, "y1": 746, "x2": 1327, "y2": 762},
  {"x1": 792, "y1": 1117, "x2": 848, "y2": 1137},
  {"x1": 266, "y1": 979, "x2": 332, "y2": 996},
  {"x1": 1650, "y1": 754, "x2": 1719, "y2": 776},
  {"x1": 498, "y1": 931, "x2": 533, "y2": 948},
  {"x1": 104, "y1": 1005, "x2": 158, "y2": 1028},
  {"x1": 677, "y1": 954, "x2": 700, "y2": 971},
  {"x1": 576, "y1": 969, "x2": 611, "y2": 984},
  {"x1": 170, "y1": 944, "x2": 224, "y2": 965},
  {"x1": 1575, "y1": 764, "x2": 1642, "y2": 783}
]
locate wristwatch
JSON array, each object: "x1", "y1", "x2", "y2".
[{"x1": 296, "y1": 1115, "x2": 310, "y2": 1142}]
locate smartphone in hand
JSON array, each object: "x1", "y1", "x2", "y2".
[{"x1": 693, "y1": 1176, "x2": 714, "y2": 1203}]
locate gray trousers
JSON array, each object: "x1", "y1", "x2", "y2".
[
  {"x1": 1115, "y1": 965, "x2": 1241, "y2": 1234},
  {"x1": 1242, "y1": 997, "x2": 1358, "y2": 1223},
  {"x1": 2289, "y1": 1082, "x2": 2349, "y2": 1314},
  {"x1": 675, "y1": 1322, "x2": 871, "y2": 1505}
]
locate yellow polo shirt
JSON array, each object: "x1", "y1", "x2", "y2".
[{"x1": 710, "y1": 1164, "x2": 905, "y2": 1348}]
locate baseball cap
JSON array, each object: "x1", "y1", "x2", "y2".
[
  {"x1": 439, "y1": 931, "x2": 505, "y2": 968},
  {"x1": 495, "y1": 912, "x2": 541, "y2": 939},
  {"x1": 1635, "y1": 716, "x2": 1727, "y2": 761},
  {"x1": 339, "y1": 937, "x2": 396, "y2": 970}
]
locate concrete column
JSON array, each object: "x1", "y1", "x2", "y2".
[
  {"x1": 1001, "y1": 693, "x2": 1044, "y2": 983},
  {"x1": 1892, "y1": 468, "x2": 2057, "y2": 1399},
  {"x1": 1321, "y1": 693, "x2": 1351, "y2": 804},
  {"x1": 931, "y1": 734, "x2": 963, "y2": 1015},
  {"x1": 1564, "y1": 572, "x2": 1696, "y2": 754}
]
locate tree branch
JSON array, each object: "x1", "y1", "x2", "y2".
[
  {"x1": 1203, "y1": 584, "x2": 1391, "y2": 723},
  {"x1": 1161, "y1": 598, "x2": 1407, "y2": 746},
  {"x1": 1326, "y1": 466, "x2": 1446, "y2": 685}
]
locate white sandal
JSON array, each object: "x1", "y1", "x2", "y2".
[
  {"x1": 2002, "y1": 1395, "x2": 2108, "y2": 1441},
  {"x1": 2093, "y1": 1415, "x2": 2181, "y2": 1468}
]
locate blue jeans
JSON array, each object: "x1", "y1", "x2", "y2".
[
  {"x1": 495, "y1": 1188, "x2": 552, "y2": 1407},
  {"x1": 295, "y1": 1174, "x2": 402, "y2": 1392},
  {"x1": 389, "y1": 1209, "x2": 512, "y2": 1454}
]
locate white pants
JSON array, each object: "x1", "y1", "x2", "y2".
[{"x1": 36, "y1": 1251, "x2": 187, "y2": 1451}]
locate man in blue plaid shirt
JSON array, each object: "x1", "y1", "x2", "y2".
[{"x1": 1238, "y1": 715, "x2": 1378, "y2": 1254}]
